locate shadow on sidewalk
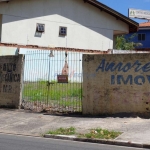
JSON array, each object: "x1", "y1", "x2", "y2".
[
  {"x1": 43, "y1": 112, "x2": 150, "y2": 119},
  {"x1": 1, "y1": 108, "x2": 150, "y2": 119}
]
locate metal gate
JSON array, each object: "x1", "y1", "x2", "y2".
[{"x1": 21, "y1": 49, "x2": 82, "y2": 113}]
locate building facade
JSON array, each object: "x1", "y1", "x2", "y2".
[
  {"x1": 0, "y1": 0, "x2": 138, "y2": 51},
  {"x1": 126, "y1": 22, "x2": 150, "y2": 50}
]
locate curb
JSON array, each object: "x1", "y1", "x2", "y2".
[
  {"x1": 0, "y1": 132, "x2": 41, "y2": 138},
  {"x1": 44, "y1": 134, "x2": 150, "y2": 149}
]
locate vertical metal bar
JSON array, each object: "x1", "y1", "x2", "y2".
[
  {"x1": 22, "y1": 51, "x2": 26, "y2": 109},
  {"x1": 76, "y1": 52, "x2": 78, "y2": 112},
  {"x1": 47, "y1": 50, "x2": 49, "y2": 108},
  {"x1": 75, "y1": 52, "x2": 77, "y2": 112},
  {"x1": 47, "y1": 50, "x2": 51, "y2": 106},
  {"x1": 61, "y1": 50, "x2": 63, "y2": 113},
  {"x1": 77, "y1": 52, "x2": 79, "y2": 112},
  {"x1": 68, "y1": 51, "x2": 70, "y2": 112},
  {"x1": 39, "y1": 50, "x2": 41, "y2": 110},
  {"x1": 42, "y1": 50, "x2": 45, "y2": 109},
  {"x1": 59, "y1": 50, "x2": 61, "y2": 112},
  {"x1": 43, "y1": 50, "x2": 46, "y2": 109},
  {"x1": 27, "y1": 51, "x2": 30, "y2": 109},
  {"x1": 80, "y1": 52, "x2": 81, "y2": 112},
  {"x1": 65, "y1": 51, "x2": 67, "y2": 112},
  {"x1": 28, "y1": 50, "x2": 30, "y2": 109},
  {"x1": 49, "y1": 50, "x2": 51, "y2": 111},
  {"x1": 74, "y1": 51, "x2": 76, "y2": 112},
  {"x1": 28, "y1": 51, "x2": 30, "y2": 107},
  {"x1": 56, "y1": 50, "x2": 58, "y2": 112},
  {"x1": 71, "y1": 51, "x2": 73, "y2": 112},
  {"x1": 32, "y1": 50, "x2": 35, "y2": 110},
  {"x1": 43, "y1": 50, "x2": 45, "y2": 107},
  {"x1": 33, "y1": 50, "x2": 35, "y2": 110},
  {"x1": 31, "y1": 50, "x2": 33, "y2": 109},
  {"x1": 23, "y1": 51, "x2": 25, "y2": 105},
  {"x1": 43, "y1": 50, "x2": 46, "y2": 107},
  {"x1": 80, "y1": 52, "x2": 83, "y2": 112},
  {"x1": 60, "y1": 50, "x2": 62, "y2": 112},
  {"x1": 40, "y1": 50, "x2": 42, "y2": 109},
  {"x1": 36, "y1": 50, "x2": 38, "y2": 111}
]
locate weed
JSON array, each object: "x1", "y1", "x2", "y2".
[
  {"x1": 78, "y1": 128, "x2": 122, "y2": 139},
  {"x1": 23, "y1": 81, "x2": 82, "y2": 107},
  {"x1": 45, "y1": 127, "x2": 121, "y2": 140},
  {"x1": 46, "y1": 127, "x2": 76, "y2": 135}
]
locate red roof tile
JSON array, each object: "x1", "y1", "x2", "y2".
[{"x1": 140, "y1": 22, "x2": 150, "y2": 27}]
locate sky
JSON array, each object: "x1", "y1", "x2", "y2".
[{"x1": 98, "y1": 0, "x2": 150, "y2": 23}]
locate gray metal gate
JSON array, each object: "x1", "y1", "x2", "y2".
[{"x1": 21, "y1": 49, "x2": 82, "y2": 113}]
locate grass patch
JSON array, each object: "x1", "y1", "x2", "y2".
[
  {"x1": 23, "y1": 82, "x2": 82, "y2": 101},
  {"x1": 46, "y1": 127, "x2": 121, "y2": 140},
  {"x1": 46, "y1": 127, "x2": 76, "y2": 135},
  {"x1": 78, "y1": 128, "x2": 122, "y2": 140},
  {"x1": 23, "y1": 81, "x2": 82, "y2": 109}
]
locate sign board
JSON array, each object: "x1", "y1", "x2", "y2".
[
  {"x1": 129, "y1": 8, "x2": 150, "y2": 19},
  {"x1": 57, "y1": 75, "x2": 68, "y2": 83}
]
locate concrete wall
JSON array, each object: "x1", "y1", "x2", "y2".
[
  {"x1": 0, "y1": 0, "x2": 129, "y2": 51},
  {"x1": 112, "y1": 49, "x2": 150, "y2": 54},
  {"x1": 0, "y1": 46, "x2": 18, "y2": 56},
  {"x1": 83, "y1": 53, "x2": 150, "y2": 115},
  {"x1": 0, "y1": 55, "x2": 24, "y2": 108},
  {"x1": 0, "y1": 14, "x2": 2, "y2": 41}
]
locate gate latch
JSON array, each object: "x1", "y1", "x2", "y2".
[{"x1": 47, "y1": 81, "x2": 55, "y2": 86}]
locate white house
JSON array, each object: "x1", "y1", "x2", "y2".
[{"x1": 0, "y1": 0, "x2": 138, "y2": 51}]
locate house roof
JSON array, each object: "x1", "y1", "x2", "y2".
[
  {"x1": 0, "y1": 0, "x2": 139, "y2": 33},
  {"x1": 139, "y1": 22, "x2": 150, "y2": 28},
  {"x1": 85, "y1": 0, "x2": 139, "y2": 33}
]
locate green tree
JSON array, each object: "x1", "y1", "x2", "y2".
[{"x1": 115, "y1": 33, "x2": 143, "y2": 50}]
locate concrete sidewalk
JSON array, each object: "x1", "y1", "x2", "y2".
[{"x1": 0, "y1": 109, "x2": 150, "y2": 146}]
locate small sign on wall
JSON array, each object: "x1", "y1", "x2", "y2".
[{"x1": 57, "y1": 75, "x2": 68, "y2": 83}]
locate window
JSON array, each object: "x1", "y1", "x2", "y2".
[
  {"x1": 138, "y1": 34, "x2": 145, "y2": 41},
  {"x1": 36, "y1": 23, "x2": 45, "y2": 32},
  {"x1": 59, "y1": 27, "x2": 67, "y2": 36}
]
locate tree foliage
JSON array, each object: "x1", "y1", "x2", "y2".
[{"x1": 115, "y1": 33, "x2": 143, "y2": 50}]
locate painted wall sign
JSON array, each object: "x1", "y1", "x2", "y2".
[
  {"x1": 0, "y1": 55, "x2": 24, "y2": 108},
  {"x1": 129, "y1": 8, "x2": 150, "y2": 19},
  {"x1": 96, "y1": 59, "x2": 150, "y2": 85},
  {"x1": 82, "y1": 53, "x2": 150, "y2": 115}
]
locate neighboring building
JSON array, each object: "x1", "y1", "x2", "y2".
[
  {"x1": 0, "y1": 0, "x2": 138, "y2": 51},
  {"x1": 126, "y1": 22, "x2": 150, "y2": 50}
]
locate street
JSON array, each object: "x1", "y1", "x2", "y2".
[{"x1": 0, "y1": 134, "x2": 147, "y2": 150}]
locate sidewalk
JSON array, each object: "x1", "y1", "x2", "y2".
[{"x1": 0, "y1": 109, "x2": 150, "y2": 147}]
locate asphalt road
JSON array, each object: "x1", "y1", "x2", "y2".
[{"x1": 0, "y1": 134, "x2": 147, "y2": 150}]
